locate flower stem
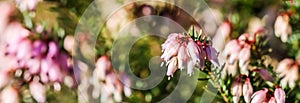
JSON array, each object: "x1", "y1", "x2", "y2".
[{"x1": 208, "y1": 72, "x2": 230, "y2": 103}]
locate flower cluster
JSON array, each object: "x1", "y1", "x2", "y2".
[
  {"x1": 251, "y1": 86, "x2": 285, "y2": 103},
  {"x1": 230, "y1": 76, "x2": 253, "y2": 103},
  {"x1": 223, "y1": 33, "x2": 254, "y2": 76},
  {"x1": 230, "y1": 75, "x2": 286, "y2": 103},
  {"x1": 0, "y1": 2, "x2": 74, "y2": 103},
  {"x1": 92, "y1": 56, "x2": 132, "y2": 102},
  {"x1": 276, "y1": 58, "x2": 299, "y2": 88},
  {"x1": 161, "y1": 27, "x2": 219, "y2": 79}
]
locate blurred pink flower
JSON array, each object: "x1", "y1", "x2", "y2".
[
  {"x1": 274, "y1": 86, "x2": 285, "y2": 103},
  {"x1": 32, "y1": 40, "x2": 47, "y2": 57},
  {"x1": 212, "y1": 21, "x2": 231, "y2": 54},
  {"x1": 268, "y1": 97, "x2": 276, "y2": 103},
  {"x1": 92, "y1": 55, "x2": 132, "y2": 102},
  {"x1": 0, "y1": 1, "x2": 15, "y2": 33},
  {"x1": 251, "y1": 88, "x2": 268, "y2": 103},
  {"x1": 0, "y1": 86, "x2": 19, "y2": 103},
  {"x1": 94, "y1": 56, "x2": 112, "y2": 80},
  {"x1": 64, "y1": 35, "x2": 75, "y2": 54},
  {"x1": 276, "y1": 58, "x2": 299, "y2": 88},
  {"x1": 30, "y1": 81, "x2": 46, "y2": 103},
  {"x1": 47, "y1": 41, "x2": 59, "y2": 58},
  {"x1": 15, "y1": 0, "x2": 39, "y2": 11},
  {"x1": 231, "y1": 76, "x2": 243, "y2": 103},
  {"x1": 243, "y1": 78, "x2": 253, "y2": 103},
  {"x1": 274, "y1": 14, "x2": 292, "y2": 43},
  {"x1": 0, "y1": 71, "x2": 11, "y2": 89}
]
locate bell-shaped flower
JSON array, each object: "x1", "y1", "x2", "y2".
[
  {"x1": 231, "y1": 76, "x2": 243, "y2": 103},
  {"x1": 243, "y1": 78, "x2": 253, "y2": 103},
  {"x1": 251, "y1": 88, "x2": 268, "y2": 103},
  {"x1": 274, "y1": 86, "x2": 285, "y2": 103}
]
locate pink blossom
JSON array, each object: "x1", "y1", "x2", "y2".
[
  {"x1": 30, "y1": 81, "x2": 46, "y2": 103},
  {"x1": 15, "y1": 0, "x2": 39, "y2": 11},
  {"x1": 251, "y1": 88, "x2": 268, "y2": 103},
  {"x1": 26, "y1": 58, "x2": 41, "y2": 74},
  {"x1": 32, "y1": 40, "x2": 47, "y2": 57},
  {"x1": 238, "y1": 44, "x2": 251, "y2": 67},
  {"x1": 276, "y1": 59, "x2": 298, "y2": 88},
  {"x1": 63, "y1": 35, "x2": 75, "y2": 54},
  {"x1": 47, "y1": 41, "x2": 59, "y2": 58},
  {"x1": 166, "y1": 57, "x2": 178, "y2": 77},
  {"x1": 121, "y1": 73, "x2": 132, "y2": 97},
  {"x1": 231, "y1": 76, "x2": 243, "y2": 103},
  {"x1": 177, "y1": 45, "x2": 188, "y2": 70},
  {"x1": 212, "y1": 21, "x2": 231, "y2": 52},
  {"x1": 95, "y1": 56, "x2": 112, "y2": 80},
  {"x1": 0, "y1": 2, "x2": 15, "y2": 33},
  {"x1": 274, "y1": 86, "x2": 285, "y2": 103},
  {"x1": 187, "y1": 39, "x2": 201, "y2": 63},
  {"x1": 0, "y1": 71, "x2": 11, "y2": 89},
  {"x1": 268, "y1": 97, "x2": 276, "y2": 103},
  {"x1": 274, "y1": 14, "x2": 292, "y2": 42},
  {"x1": 0, "y1": 86, "x2": 19, "y2": 103},
  {"x1": 243, "y1": 78, "x2": 253, "y2": 103},
  {"x1": 16, "y1": 39, "x2": 32, "y2": 62},
  {"x1": 161, "y1": 32, "x2": 219, "y2": 78}
]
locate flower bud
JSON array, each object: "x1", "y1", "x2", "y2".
[
  {"x1": 0, "y1": 86, "x2": 19, "y2": 103},
  {"x1": 231, "y1": 76, "x2": 242, "y2": 103},
  {"x1": 243, "y1": 78, "x2": 253, "y2": 103},
  {"x1": 274, "y1": 86, "x2": 285, "y2": 103}
]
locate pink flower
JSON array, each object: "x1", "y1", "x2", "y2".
[
  {"x1": 231, "y1": 76, "x2": 243, "y2": 103},
  {"x1": 16, "y1": 39, "x2": 32, "y2": 62},
  {"x1": 0, "y1": 71, "x2": 11, "y2": 89},
  {"x1": 238, "y1": 44, "x2": 251, "y2": 67},
  {"x1": 251, "y1": 88, "x2": 268, "y2": 103},
  {"x1": 47, "y1": 41, "x2": 59, "y2": 58},
  {"x1": 0, "y1": 2, "x2": 15, "y2": 33},
  {"x1": 4, "y1": 22, "x2": 30, "y2": 55},
  {"x1": 15, "y1": 0, "x2": 39, "y2": 11},
  {"x1": 276, "y1": 59, "x2": 298, "y2": 88},
  {"x1": 205, "y1": 45, "x2": 220, "y2": 67},
  {"x1": 243, "y1": 78, "x2": 253, "y2": 103},
  {"x1": 166, "y1": 57, "x2": 178, "y2": 77},
  {"x1": 212, "y1": 21, "x2": 231, "y2": 52},
  {"x1": 0, "y1": 86, "x2": 19, "y2": 103},
  {"x1": 187, "y1": 39, "x2": 201, "y2": 63},
  {"x1": 274, "y1": 14, "x2": 292, "y2": 43},
  {"x1": 161, "y1": 31, "x2": 219, "y2": 78},
  {"x1": 94, "y1": 56, "x2": 112, "y2": 80},
  {"x1": 268, "y1": 97, "x2": 276, "y2": 103},
  {"x1": 177, "y1": 45, "x2": 188, "y2": 70},
  {"x1": 63, "y1": 35, "x2": 75, "y2": 54},
  {"x1": 32, "y1": 40, "x2": 47, "y2": 57},
  {"x1": 121, "y1": 73, "x2": 132, "y2": 97},
  {"x1": 30, "y1": 81, "x2": 46, "y2": 103},
  {"x1": 274, "y1": 86, "x2": 286, "y2": 103},
  {"x1": 26, "y1": 58, "x2": 41, "y2": 74}
]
